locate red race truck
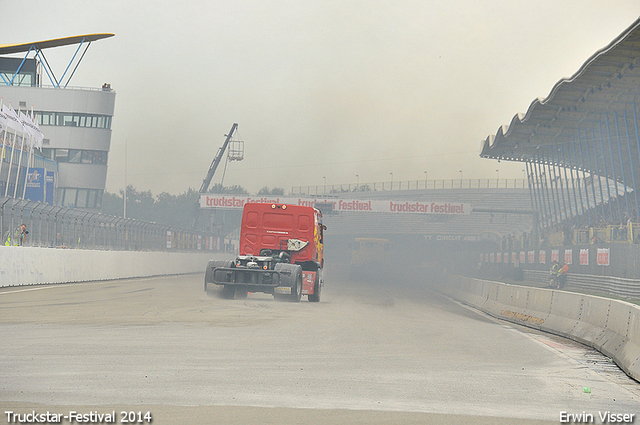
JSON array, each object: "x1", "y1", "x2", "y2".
[{"x1": 204, "y1": 202, "x2": 325, "y2": 302}]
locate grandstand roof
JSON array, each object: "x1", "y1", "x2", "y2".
[
  {"x1": 480, "y1": 18, "x2": 640, "y2": 180},
  {"x1": 0, "y1": 34, "x2": 114, "y2": 55}
]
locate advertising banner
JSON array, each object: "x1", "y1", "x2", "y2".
[
  {"x1": 539, "y1": 250, "x2": 546, "y2": 264},
  {"x1": 527, "y1": 251, "x2": 535, "y2": 264},
  {"x1": 564, "y1": 249, "x2": 573, "y2": 265},
  {"x1": 551, "y1": 249, "x2": 559, "y2": 263},
  {"x1": 579, "y1": 249, "x2": 589, "y2": 265},
  {"x1": 199, "y1": 194, "x2": 471, "y2": 215},
  {"x1": 24, "y1": 167, "x2": 44, "y2": 202},
  {"x1": 597, "y1": 248, "x2": 610, "y2": 266}
]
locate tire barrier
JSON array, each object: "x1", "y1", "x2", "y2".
[{"x1": 439, "y1": 275, "x2": 640, "y2": 382}]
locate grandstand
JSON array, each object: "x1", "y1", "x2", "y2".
[
  {"x1": 475, "y1": 17, "x2": 640, "y2": 281},
  {"x1": 481, "y1": 17, "x2": 640, "y2": 229}
]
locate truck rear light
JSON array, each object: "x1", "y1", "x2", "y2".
[{"x1": 263, "y1": 265, "x2": 268, "y2": 270}]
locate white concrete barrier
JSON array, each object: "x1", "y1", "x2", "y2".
[
  {"x1": 0, "y1": 246, "x2": 226, "y2": 287},
  {"x1": 441, "y1": 275, "x2": 640, "y2": 382}
]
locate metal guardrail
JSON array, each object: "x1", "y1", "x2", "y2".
[
  {"x1": 524, "y1": 269, "x2": 640, "y2": 299},
  {"x1": 292, "y1": 178, "x2": 528, "y2": 196},
  {"x1": 0, "y1": 196, "x2": 219, "y2": 251}
]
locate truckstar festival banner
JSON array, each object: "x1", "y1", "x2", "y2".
[{"x1": 199, "y1": 195, "x2": 471, "y2": 215}]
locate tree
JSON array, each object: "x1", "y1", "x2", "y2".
[
  {"x1": 101, "y1": 191, "x2": 123, "y2": 217},
  {"x1": 257, "y1": 186, "x2": 285, "y2": 196},
  {"x1": 209, "y1": 183, "x2": 248, "y2": 194},
  {"x1": 101, "y1": 184, "x2": 249, "y2": 230}
]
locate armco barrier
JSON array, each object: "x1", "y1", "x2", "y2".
[
  {"x1": 0, "y1": 246, "x2": 224, "y2": 286},
  {"x1": 440, "y1": 275, "x2": 640, "y2": 382}
]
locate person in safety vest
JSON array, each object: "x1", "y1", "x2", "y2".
[
  {"x1": 557, "y1": 262, "x2": 569, "y2": 289},
  {"x1": 549, "y1": 261, "x2": 560, "y2": 288},
  {"x1": 4, "y1": 224, "x2": 28, "y2": 246}
]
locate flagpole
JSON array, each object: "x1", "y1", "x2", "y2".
[
  {"x1": 13, "y1": 134, "x2": 26, "y2": 198},
  {"x1": 4, "y1": 128, "x2": 16, "y2": 197},
  {"x1": 22, "y1": 107, "x2": 37, "y2": 199},
  {"x1": 0, "y1": 133, "x2": 6, "y2": 196},
  {"x1": 3, "y1": 104, "x2": 22, "y2": 197},
  {"x1": 124, "y1": 138, "x2": 127, "y2": 218},
  {"x1": 13, "y1": 108, "x2": 27, "y2": 198},
  {"x1": 21, "y1": 136, "x2": 34, "y2": 199},
  {"x1": 0, "y1": 99, "x2": 6, "y2": 195}
]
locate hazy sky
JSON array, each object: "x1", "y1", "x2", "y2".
[{"x1": 2, "y1": 1, "x2": 639, "y2": 195}]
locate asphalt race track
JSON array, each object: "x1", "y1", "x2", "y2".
[{"x1": 1, "y1": 269, "x2": 638, "y2": 425}]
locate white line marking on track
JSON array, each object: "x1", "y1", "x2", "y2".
[{"x1": 0, "y1": 277, "x2": 160, "y2": 295}]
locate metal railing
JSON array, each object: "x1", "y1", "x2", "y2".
[
  {"x1": 524, "y1": 269, "x2": 640, "y2": 299},
  {"x1": 0, "y1": 196, "x2": 220, "y2": 251},
  {"x1": 292, "y1": 178, "x2": 528, "y2": 196}
]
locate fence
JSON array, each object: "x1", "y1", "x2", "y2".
[
  {"x1": 0, "y1": 196, "x2": 221, "y2": 251},
  {"x1": 479, "y1": 243, "x2": 640, "y2": 280},
  {"x1": 292, "y1": 178, "x2": 528, "y2": 196},
  {"x1": 523, "y1": 269, "x2": 640, "y2": 299}
]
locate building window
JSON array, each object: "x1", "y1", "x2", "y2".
[
  {"x1": 36, "y1": 111, "x2": 112, "y2": 129},
  {"x1": 42, "y1": 148, "x2": 108, "y2": 164},
  {"x1": 54, "y1": 149, "x2": 69, "y2": 162},
  {"x1": 38, "y1": 112, "x2": 55, "y2": 126},
  {"x1": 87, "y1": 190, "x2": 97, "y2": 209},
  {"x1": 62, "y1": 188, "x2": 77, "y2": 207},
  {"x1": 68, "y1": 150, "x2": 82, "y2": 163},
  {"x1": 57, "y1": 188, "x2": 104, "y2": 209},
  {"x1": 76, "y1": 189, "x2": 88, "y2": 208}
]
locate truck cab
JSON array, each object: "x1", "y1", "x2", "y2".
[{"x1": 205, "y1": 203, "x2": 325, "y2": 302}]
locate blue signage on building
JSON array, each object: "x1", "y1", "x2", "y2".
[
  {"x1": 45, "y1": 171, "x2": 55, "y2": 205},
  {"x1": 24, "y1": 167, "x2": 45, "y2": 203}
]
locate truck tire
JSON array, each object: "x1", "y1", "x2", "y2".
[
  {"x1": 235, "y1": 288, "x2": 248, "y2": 299},
  {"x1": 290, "y1": 269, "x2": 302, "y2": 302},
  {"x1": 307, "y1": 271, "x2": 321, "y2": 302},
  {"x1": 204, "y1": 260, "x2": 216, "y2": 292},
  {"x1": 273, "y1": 263, "x2": 302, "y2": 302},
  {"x1": 221, "y1": 285, "x2": 236, "y2": 299},
  {"x1": 205, "y1": 260, "x2": 235, "y2": 292}
]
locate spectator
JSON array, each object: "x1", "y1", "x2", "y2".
[{"x1": 4, "y1": 224, "x2": 28, "y2": 246}]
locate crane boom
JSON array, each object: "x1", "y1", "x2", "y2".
[{"x1": 199, "y1": 123, "x2": 238, "y2": 193}]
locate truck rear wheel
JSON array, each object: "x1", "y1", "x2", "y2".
[
  {"x1": 308, "y1": 272, "x2": 321, "y2": 302},
  {"x1": 221, "y1": 285, "x2": 236, "y2": 299},
  {"x1": 290, "y1": 270, "x2": 302, "y2": 302},
  {"x1": 204, "y1": 260, "x2": 215, "y2": 292},
  {"x1": 205, "y1": 259, "x2": 235, "y2": 292},
  {"x1": 273, "y1": 263, "x2": 302, "y2": 302}
]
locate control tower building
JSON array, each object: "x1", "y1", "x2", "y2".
[{"x1": 0, "y1": 34, "x2": 115, "y2": 210}]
